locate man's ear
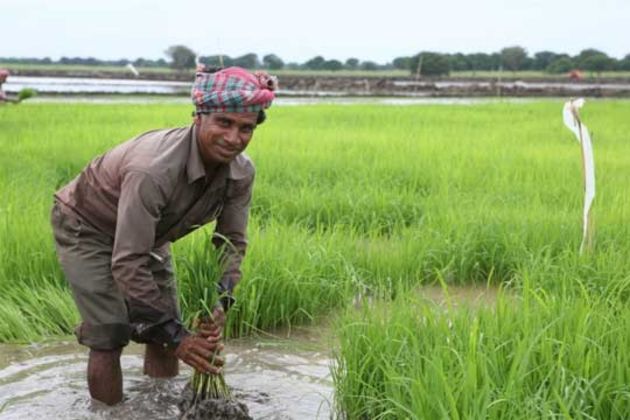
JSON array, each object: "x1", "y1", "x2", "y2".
[{"x1": 193, "y1": 114, "x2": 201, "y2": 126}]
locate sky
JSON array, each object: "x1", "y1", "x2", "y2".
[{"x1": 2, "y1": 0, "x2": 629, "y2": 63}]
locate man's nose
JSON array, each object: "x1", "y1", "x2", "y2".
[{"x1": 224, "y1": 127, "x2": 240, "y2": 145}]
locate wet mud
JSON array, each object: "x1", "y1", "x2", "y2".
[
  {"x1": 177, "y1": 383, "x2": 252, "y2": 420},
  {"x1": 0, "y1": 332, "x2": 333, "y2": 419}
]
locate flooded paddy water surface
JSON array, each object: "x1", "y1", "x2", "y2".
[
  {"x1": 6, "y1": 75, "x2": 630, "y2": 98},
  {"x1": 0, "y1": 333, "x2": 333, "y2": 419},
  {"x1": 0, "y1": 286, "x2": 499, "y2": 419}
]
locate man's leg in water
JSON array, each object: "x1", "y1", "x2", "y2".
[
  {"x1": 51, "y1": 203, "x2": 130, "y2": 405},
  {"x1": 88, "y1": 348, "x2": 124, "y2": 405}
]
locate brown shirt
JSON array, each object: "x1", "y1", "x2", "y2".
[{"x1": 55, "y1": 125, "x2": 254, "y2": 323}]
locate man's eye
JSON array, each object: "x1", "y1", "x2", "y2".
[
  {"x1": 240, "y1": 127, "x2": 253, "y2": 134},
  {"x1": 219, "y1": 120, "x2": 231, "y2": 127}
]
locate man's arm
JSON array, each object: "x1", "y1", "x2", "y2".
[
  {"x1": 110, "y1": 170, "x2": 187, "y2": 347},
  {"x1": 212, "y1": 172, "x2": 255, "y2": 311}
]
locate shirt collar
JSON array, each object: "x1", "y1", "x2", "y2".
[{"x1": 187, "y1": 125, "x2": 206, "y2": 184}]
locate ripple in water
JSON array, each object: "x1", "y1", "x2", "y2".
[{"x1": 0, "y1": 338, "x2": 333, "y2": 420}]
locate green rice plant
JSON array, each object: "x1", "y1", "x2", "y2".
[
  {"x1": 333, "y1": 281, "x2": 630, "y2": 419},
  {"x1": 0, "y1": 282, "x2": 78, "y2": 342},
  {"x1": 2, "y1": 100, "x2": 630, "y2": 416},
  {"x1": 1, "y1": 101, "x2": 630, "y2": 345},
  {"x1": 176, "y1": 232, "x2": 231, "y2": 402},
  {"x1": 17, "y1": 88, "x2": 36, "y2": 101}
]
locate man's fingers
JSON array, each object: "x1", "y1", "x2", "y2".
[
  {"x1": 206, "y1": 364, "x2": 223, "y2": 375},
  {"x1": 192, "y1": 341, "x2": 218, "y2": 358},
  {"x1": 197, "y1": 309, "x2": 225, "y2": 330},
  {"x1": 187, "y1": 353, "x2": 213, "y2": 373},
  {"x1": 204, "y1": 335, "x2": 223, "y2": 345},
  {"x1": 188, "y1": 353, "x2": 223, "y2": 374},
  {"x1": 192, "y1": 337, "x2": 223, "y2": 356},
  {"x1": 209, "y1": 355, "x2": 225, "y2": 367},
  {"x1": 198, "y1": 326, "x2": 222, "y2": 338},
  {"x1": 175, "y1": 335, "x2": 225, "y2": 374}
]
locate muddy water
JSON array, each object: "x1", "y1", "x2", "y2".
[
  {"x1": 0, "y1": 334, "x2": 333, "y2": 419},
  {"x1": 418, "y1": 284, "x2": 501, "y2": 308},
  {"x1": 4, "y1": 76, "x2": 190, "y2": 95},
  {"x1": 10, "y1": 76, "x2": 630, "y2": 97},
  {"x1": 27, "y1": 96, "x2": 532, "y2": 106}
]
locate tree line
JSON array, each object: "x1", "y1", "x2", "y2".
[{"x1": 3, "y1": 45, "x2": 630, "y2": 76}]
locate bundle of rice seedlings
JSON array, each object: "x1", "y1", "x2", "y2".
[
  {"x1": 177, "y1": 233, "x2": 251, "y2": 419},
  {"x1": 189, "y1": 292, "x2": 231, "y2": 403}
]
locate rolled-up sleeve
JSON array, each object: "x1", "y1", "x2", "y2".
[
  {"x1": 213, "y1": 172, "x2": 254, "y2": 295},
  {"x1": 111, "y1": 170, "x2": 173, "y2": 326}
]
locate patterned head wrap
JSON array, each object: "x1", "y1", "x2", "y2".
[
  {"x1": 191, "y1": 66, "x2": 277, "y2": 114},
  {"x1": 0, "y1": 69, "x2": 9, "y2": 81}
]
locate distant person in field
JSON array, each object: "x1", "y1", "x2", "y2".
[
  {"x1": 51, "y1": 66, "x2": 277, "y2": 405},
  {"x1": 0, "y1": 69, "x2": 10, "y2": 101}
]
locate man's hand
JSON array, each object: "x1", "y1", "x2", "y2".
[
  {"x1": 197, "y1": 306, "x2": 225, "y2": 339},
  {"x1": 174, "y1": 334, "x2": 224, "y2": 374}
]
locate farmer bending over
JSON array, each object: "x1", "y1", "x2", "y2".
[{"x1": 51, "y1": 66, "x2": 277, "y2": 405}]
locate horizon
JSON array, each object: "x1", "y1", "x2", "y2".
[
  {"x1": 1, "y1": 45, "x2": 628, "y2": 65},
  {"x1": 2, "y1": 0, "x2": 629, "y2": 63}
]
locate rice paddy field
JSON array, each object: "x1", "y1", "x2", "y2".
[{"x1": 1, "y1": 100, "x2": 629, "y2": 418}]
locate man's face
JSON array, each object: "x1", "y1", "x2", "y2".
[{"x1": 196, "y1": 112, "x2": 258, "y2": 165}]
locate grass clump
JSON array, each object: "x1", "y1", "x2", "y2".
[{"x1": 334, "y1": 282, "x2": 630, "y2": 419}]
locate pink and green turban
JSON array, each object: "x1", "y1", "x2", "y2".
[{"x1": 191, "y1": 66, "x2": 277, "y2": 114}]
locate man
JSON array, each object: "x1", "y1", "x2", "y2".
[
  {"x1": 51, "y1": 66, "x2": 277, "y2": 405},
  {"x1": 0, "y1": 69, "x2": 10, "y2": 101}
]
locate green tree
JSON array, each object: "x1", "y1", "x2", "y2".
[
  {"x1": 360, "y1": 61, "x2": 378, "y2": 71},
  {"x1": 467, "y1": 53, "x2": 494, "y2": 71},
  {"x1": 581, "y1": 53, "x2": 615, "y2": 75},
  {"x1": 410, "y1": 52, "x2": 450, "y2": 76},
  {"x1": 199, "y1": 55, "x2": 234, "y2": 68},
  {"x1": 304, "y1": 56, "x2": 326, "y2": 70},
  {"x1": 232, "y1": 53, "x2": 259, "y2": 69},
  {"x1": 546, "y1": 57, "x2": 574, "y2": 74},
  {"x1": 392, "y1": 56, "x2": 411, "y2": 70},
  {"x1": 618, "y1": 54, "x2": 630, "y2": 71},
  {"x1": 133, "y1": 57, "x2": 149, "y2": 67},
  {"x1": 575, "y1": 49, "x2": 607, "y2": 68},
  {"x1": 322, "y1": 59, "x2": 343, "y2": 71},
  {"x1": 490, "y1": 52, "x2": 502, "y2": 69},
  {"x1": 448, "y1": 53, "x2": 470, "y2": 71},
  {"x1": 262, "y1": 54, "x2": 284, "y2": 70},
  {"x1": 165, "y1": 45, "x2": 196, "y2": 70},
  {"x1": 532, "y1": 51, "x2": 560, "y2": 70},
  {"x1": 345, "y1": 58, "x2": 359, "y2": 70},
  {"x1": 500, "y1": 46, "x2": 528, "y2": 71}
]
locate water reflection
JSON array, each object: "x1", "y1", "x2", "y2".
[
  {"x1": 4, "y1": 76, "x2": 190, "y2": 95},
  {"x1": 0, "y1": 336, "x2": 333, "y2": 419},
  {"x1": 27, "y1": 96, "x2": 535, "y2": 106},
  {"x1": 7, "y1": 76, "x2": 630, "y2": 97}
]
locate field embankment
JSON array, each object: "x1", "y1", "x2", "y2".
[{"x1": 4, "y1": 64, "x2": 630, "y2": 97}]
